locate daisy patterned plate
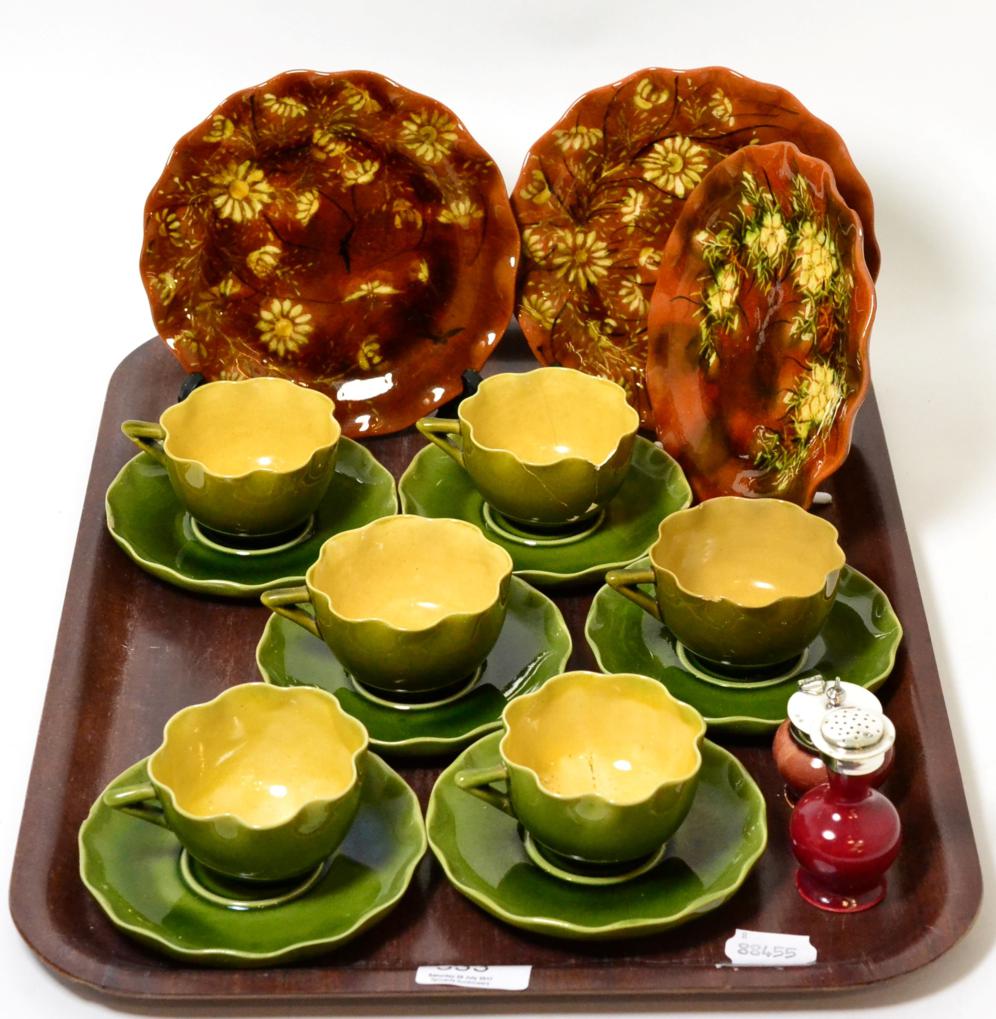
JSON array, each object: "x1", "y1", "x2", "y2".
[
  {"x1": 512, "y1": 66, "x2": 878, "y2": 423},
  {"x1": 646, "y1": 142, "x2": 875, "y2": 507},
  {"x1": 140, "y1": 69, "x2": 518, "y2": 437}
]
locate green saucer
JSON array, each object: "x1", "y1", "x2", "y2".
[
  {"x1": 79, "y1": 754, "x2": 426, "y2": 966},
  {"x1": 586, "y1": 560, "x2": 902, "y2": 735},
  {"x1": 427, "y1": 732, "x2": 766, "y2": 940},
  {"x1": 105, "y1": 437, "x2": 397, "y2": 598},
  {"x1": 399, "y1": 437, "x2": 691, "y2": 589},
  {"x1": 257, "y1": 577, "x2": 571, "y2": 757}
]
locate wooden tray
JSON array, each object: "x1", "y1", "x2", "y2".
[{"x1": 9, "y1": 335, "x2": 982, "y2": 1007}]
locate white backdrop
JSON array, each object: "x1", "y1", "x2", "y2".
[{"x1": 2, "y1": 1, "x2": 994, "y2": 1015}]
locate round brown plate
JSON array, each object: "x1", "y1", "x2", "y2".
[
  {"x1": 141, "y1": 69, "x2": 518, "y2": 437},
  {"x1": 646, "y1": 142, "x2": 875, "y2": 507},
  {"x1": 512, "y1": 66, "x2": 878, "y2": 423}
]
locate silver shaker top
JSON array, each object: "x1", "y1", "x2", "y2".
[{"x1": 788, "y1": 677, "x2": 895, "y2": 775}]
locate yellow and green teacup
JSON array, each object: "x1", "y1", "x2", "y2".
[
  {"x1": 122, "y1": 377, "x2": 340, "y2": 538},
  {"x1": 607, "y1": 497, "x2": 846, "y2": 669},
  {"x1": 455, "y1": 671, "x2": 705, "y2": 871},
  {"x1": 262, "y1": 516, "x2": 514, "y2": 698},
  {"x1": 416, "y1": 367, "x2": 639, "y2": 529},
  {"x1": 103, "y1": 684, "x2": 368, "y2": 883}
]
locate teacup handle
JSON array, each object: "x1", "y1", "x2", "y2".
[
  {"x1": 122, "y1": 420, "x2": 168, "y2": 468},
  {"x1": 103, "y1": 782, "x2": 170, "y2": 829},
  {"x1": 454, "y1": 764, "x2": 512, "y2": 815},
  {"x1": 605, "y1": 567, "x2": 661, "y2": 621},
  {"x1": 415, "y1": 418, "x2": 464, "y2": 467},
  {"x1": 261, "y1": 586, "x2": 321, "y2": 639}
]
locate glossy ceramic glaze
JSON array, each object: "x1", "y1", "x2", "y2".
[
  {"x1": 456, "y1": 672, "x2": 705, "y2": 865},
  {"x1": 140, "y1": 69, "x2": 518, "y2": 437},
  {"x1": 103, "y1": 684, "x2": 368, "y2": 882},
  {"x1": 417, "y1": 368, "x2": 638, "y2": 527},
  {"x1": 257, "y1": 576, "x2": 570, "y2": 756},
  {"x1": 607, "y1": 498, "x2": 845, "y2": 667},
  {"x1": 80, "y1": 753, "x2": 426, "y2": 965},
  {"x1": 429, "y1": 731, "x2": 766, "y2": 938},
  {"x1": 18, "y1": 337, "x2": 979, "y2": 1000},
  {"x1": 399, "y1": 435, "x2": 691, "y2": 588},
  {"x1": 263, "y1": 516, "x2": 513, "y2": 695},
  {"x1": 790, "y1": 769, "x2": 902, "y2": 912},
  {"x1": 586, "y1": 560, "x2": 902, "y2": 734},
  {"x1": 162, "y1": 378, "x2": 338, "y2": 474},
  {"x1": 105, "y1": 437, "x2": 397, "y2": 597},
  {"x1": 512, "y1": 67, "x2": 879, "y2": 422},
  {"x1": 647, "y1": 143, "x2": 876, "y2": 506},
  {"x1": 122, "y1": 378, "x2": 340, "y2": 536}
]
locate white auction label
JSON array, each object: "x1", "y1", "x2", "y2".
[
  {"x1": 415, "y1": 965, "x2": 532, "y2": 991},
  {"x1": 723, "y1": 929, "x2": 817, "y2": 967}
]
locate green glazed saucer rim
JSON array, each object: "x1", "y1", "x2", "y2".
[
  {"x1": 78, "y1": 753, "x2": 426, "y2": 964},
  {"x1": 426, "y1": 732, "x2": 767, "y2": 939},
  {"x1": 105, "y1": 436, "x2": 397, "y2": 597},
  {"x1": 398, "y1": 436, "x2": 692, "y2": 587},
  {"x1": 584, "y1": 560, "x2": 903, "y2": 731},
  {"x1": 255, "y1": 576, "x2": 572, "y2": 754}
]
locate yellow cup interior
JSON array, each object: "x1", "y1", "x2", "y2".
[
  {"x1": 310, "y1": 516, "x2": 513, "y2": 630},
  {"x1": 160, "y1": 377, "x2": 339, "y2": 476},
  {"x1": 461, "y1": 368, "x2": 638, "y2": 466},
  {"x1": 652, "y1": 497, "x2": 846, "y2": 607},
  {"x1": 502, "y1": 672, "x2": 704, "y2": 803},
  {"x1": 150, "y1": 685, "x2": 365, "y2": 827}
]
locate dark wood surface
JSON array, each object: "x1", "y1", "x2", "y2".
[{"x1": 8, "y1": 335, "x2": 982, "y2": 1007}]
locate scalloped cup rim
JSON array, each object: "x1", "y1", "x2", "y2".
[
  {"x1": 499, "y1": 670, "x2": 706, "y2": 806},
  {"x1": 306, "y1": 515, "x2": 514, "y2": 633},
  {"x1": 159, "y1": 377, "x2": 341, "y2": 481},
  {"x1": 80, "y1": 753, "x2": 427, "y2": 964},
  {"x1": 146, "y1": 684, "x2": 368, "y2": 832},
  {"x1": 103, "y1": 437, "x2": 399, "y2": 598},
  {"x1": 255, "y1": 575, "x2": 573, "y2": 755},
  {"x1": 652, "y1": 497, "x2": 846, "y2": 608},
  {"x1": 396, "y1": 436, "x2": 694, "y2": 587},
  {"x1": 585, "y1": 558, "x2": 903, "y2": 730},
  {"x1": 459, "y1": 367, "x2": 640, "y2": 470},
  {"x1": 426, "y1": 733, "x2": 767, "y2": 939}
]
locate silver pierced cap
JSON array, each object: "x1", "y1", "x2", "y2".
[
  {"x1": 787, "y1": 677, "x2": 884, "y2": 741},
  {"x1": 821, "y1": 707, "x2": 885, "y2": 751},
  {"x1": 811, "y1": 706, "x2": 896, "y2": 771}
]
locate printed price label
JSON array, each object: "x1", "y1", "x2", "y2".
[
  {"x1": 723, "y1": 929, "x2": 817, "y2": 967},
  {"x1": 415, "y1": 965, "x2": 532, "y2": 991}
]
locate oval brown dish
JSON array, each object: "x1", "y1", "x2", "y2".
[
  {"x1": 512, "y1": 66, "x2": 878, "y2": 423},
  {"x1": 140, "y1": 69, "x2": 519, "y2": 437},
  {"x1": 646, "y1": 142, "x2": 875, "y2": 506}
]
